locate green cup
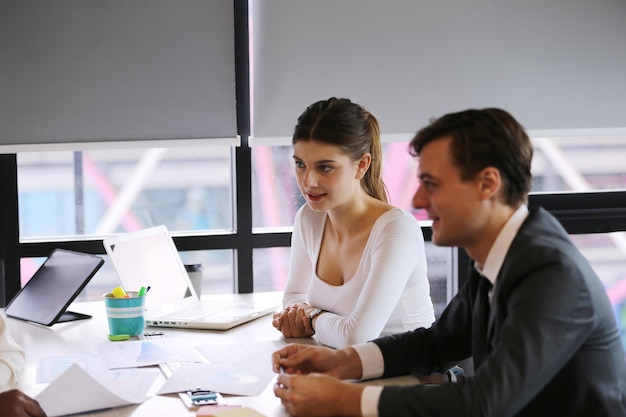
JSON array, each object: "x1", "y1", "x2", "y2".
[{"x1": 103, "y1": 291, "x2": 145, "y2": 336}]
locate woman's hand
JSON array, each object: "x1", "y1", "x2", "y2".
[{"x1": 272, "y1": 304, "x2": 316, "y2": 338}]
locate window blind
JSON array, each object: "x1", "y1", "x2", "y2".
[
  {"x1": 0, "y1": 0, "x2": 237, "y2": 151},
  {"x1": 250, "y1": 0, "x2": 626, "y2": 145}
]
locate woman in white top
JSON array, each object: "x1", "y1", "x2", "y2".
[{"x1": 272, "y1": 97, "x2": 435, "y2": 348}]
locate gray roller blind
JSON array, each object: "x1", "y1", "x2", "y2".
[
  {"x1": 250, "y1": 0, "x2": 626, "y2": 144},
  {"x1": 0, "y1": 0, "x2": 237, "y2": 151}
]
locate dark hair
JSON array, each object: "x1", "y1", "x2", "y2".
[
  {"x1": 410, "y1": 108, "x2": 533, "y2": 207},
  {"x1": 292, "y1": 97, "x2": 388, "y2": 202}
]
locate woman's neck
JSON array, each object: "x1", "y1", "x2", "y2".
[{"x1": 326, "y1": 195, "x2": 388, "y2": 239}]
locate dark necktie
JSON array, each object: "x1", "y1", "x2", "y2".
[{"x1": 472, "y1": 274, "x2": 493, "y2": 370}]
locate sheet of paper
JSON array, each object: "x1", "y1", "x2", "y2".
[
  {"x1": 35, "y1": 362, "x2": 159, "y2": 417},
  {"x1": 36, "y1": 354, "x2": 108, "y2": 383},
  {"x1": 96, "y1": 338, "x2": 205, "y2": 369},
  {"x1": 157, "y1": 362, "x2": 269, "y2": 396},
  {"x1": 159, "y1": 340, "x2": 286, "y2": 396}
]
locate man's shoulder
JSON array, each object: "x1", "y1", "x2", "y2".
[
  {"x1": 504, "y1": 207, "x2": 595, "y2": 284},
  {"x1": 517, "y1": 207, "x2": 569, "y2": 242}
]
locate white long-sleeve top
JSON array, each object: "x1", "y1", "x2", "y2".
[
  {"x1": 283, "y1": 204, "x2": 435, "y2": 348},
  {"x1": 0, "y1": 313, "x2": 25, "y2": 392}
]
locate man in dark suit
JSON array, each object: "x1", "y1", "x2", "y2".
[{"x1": 272, "y1": 108, "x2": 626, "y2": 417}]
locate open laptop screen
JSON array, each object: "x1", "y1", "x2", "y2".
[
  {"x1": 104, "y1": 226, "x2": 195, "y2": 312},
  {"x1": 5, "y1": 249, "x2": 104, "y2": 326}
]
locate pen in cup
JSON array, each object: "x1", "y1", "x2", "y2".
[{"x1": 137, "y1": 286, "x2": 151, "y2": 297}]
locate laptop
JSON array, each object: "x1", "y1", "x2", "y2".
[
  {"x1": 103, "y1": 225, "x2": 279, "y2": 330},
  {"x1": 5, "y1": 249, "x2": 104, "y2": 326}
]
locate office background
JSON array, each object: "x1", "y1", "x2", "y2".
[{"x1": 1, "y1": 1, "x2": 626, "y2": 350}]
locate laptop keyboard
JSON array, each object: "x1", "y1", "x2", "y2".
[{"x1": 158, "y1": 302, "x2": 234, "y2": 320}]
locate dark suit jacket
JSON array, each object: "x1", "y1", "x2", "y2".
[{"x1": 373, "y1": 208, "x2": 626, "y2": 417}]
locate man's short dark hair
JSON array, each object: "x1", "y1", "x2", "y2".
[{"x1": 410, "y1": 108, "x2": 533, "y2": 207}]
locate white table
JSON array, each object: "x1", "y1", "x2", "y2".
[
  {"x1": 9, "y1": 291, "x2": 422, "y2": 417},
  {"x1": 9, "y1": 291, "x2": 294, "y2": 417}
]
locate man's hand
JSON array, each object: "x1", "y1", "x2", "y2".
[
  {"x1": 0, "y1": 389, "x2": 47, "y2": 417},
  {"x1": 274, "y1": 373, "x2": 363, "y2": 417},
  {"x1": 272, "y1": 343, "x2": 363, "y2": 380}
]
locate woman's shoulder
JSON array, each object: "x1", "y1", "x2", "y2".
[
  {"x1": 377, "y1": 206, "x2": 419, "y2": 226},
  {"x1": 373, "y1": 206, "x2": 423, "y2": 239}
]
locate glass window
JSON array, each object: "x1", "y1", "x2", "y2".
[
  {"x1": 253, "y1": 247, "x2": 291, "y2": 292},
  {"x1": 17, "y1": 146, "x2": 234, "y2": 239},
  {"x1": 425, "y1": 243, "x2": 455, "y2": 318},
  {"x1": 178, "y1": 249, "x2": 234, "y2": 296},
  {"x1": 17, "y1": 145, "x2": 235, "y2": 300},
  {"x1": 252, "y1": 135, "x2": 626, "y2": 228},
  {"x1": 570, "y1": 233, "x2": 626, "y2": 350},
  {"x1": 532, "y1": 135, "x2": 626, "y2": 192},
  {"x1": 251, "y1": 146, "x2": 303, "y2": 230}
]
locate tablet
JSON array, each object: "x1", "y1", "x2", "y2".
[{"x1": 5, "y1": 249, "x2": 104, "y2": 326}]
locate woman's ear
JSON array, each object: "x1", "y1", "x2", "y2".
[{"x1": 356, "y1": 153, "x2": 372, "y2": 180}]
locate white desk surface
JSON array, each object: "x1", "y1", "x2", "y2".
[
  {"x1": 8, "y1": 291, "x2": 422, "y2": 417},
  {"x1": 8, "y1": 291, "x2": 295, "y2": 417}
]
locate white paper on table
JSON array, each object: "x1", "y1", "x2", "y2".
[
  {"x1": 35, "y1": 362, "x2": 159, "y2": 417},
  {"x1": 158, "y1": 340, "x2": 286, "y2": 396},
  {"x1": 157, "y1": 362, "x2": 272, "y2": 396},
  {"x1": 36, "y1": 354, "x2": 108, "y2": 383},
  {"x1": 96, "y1": 338, "x2": 205, "y2": 369}
]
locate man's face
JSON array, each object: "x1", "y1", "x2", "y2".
[{"x1": 411, "y1": 136, "x2": 488, "y2": 249}]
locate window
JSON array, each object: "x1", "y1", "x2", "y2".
[
  {"x1": 17, "y1": 145, "x2": 237, "y2": 297},
  {"x1": 18, "y1": 146, "x2": 234, "y2": 238},
  {"x1": 532, "y1": 136, "x2": 626, "y2": 192},
  {"x1": 570, "y1": 234, "x2": 626, "y2": 350},
  {"x1": 15, "y1": 136, "x2": 626, "y2": 323}
]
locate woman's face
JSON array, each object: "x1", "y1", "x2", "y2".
[{"x1": 292, "y1": 140, "x2": 366, "y2": 212}]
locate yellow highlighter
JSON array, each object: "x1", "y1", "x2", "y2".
[{"x1": 112, "y1": 286, "x2": 127, "y2": 298}]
